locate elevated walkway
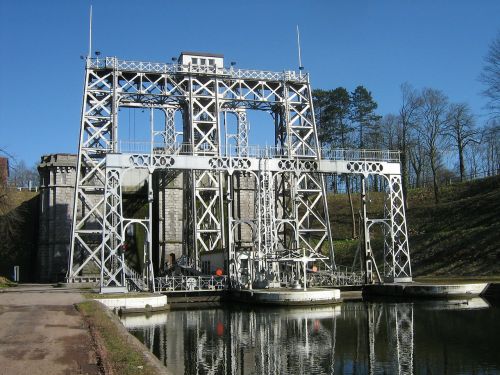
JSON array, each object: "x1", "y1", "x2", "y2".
[{"x1": 108, "y1": 143, "x2": 401, "y2": 176}]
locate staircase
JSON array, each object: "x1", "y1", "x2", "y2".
[{"x1": 124, "y1": 264, "x2": 148, "y2": 291}]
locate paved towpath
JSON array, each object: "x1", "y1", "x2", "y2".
[{"x1": 0, "y1": 284, "x2": 100, "y2": 375}]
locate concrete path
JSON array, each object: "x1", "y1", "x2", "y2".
[{"x1": 0, "y1": 284, "x2": 100, "y2": 375}]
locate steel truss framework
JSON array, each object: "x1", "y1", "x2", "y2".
[
  {"x1": 361, "y1": 173, "x2": 412, "y2": 283},
  {"x1": 68, "y1": 56, "x2": 412, "y2": 290}
]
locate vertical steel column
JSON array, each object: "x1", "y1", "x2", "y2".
[
  {"x1": 387, "y1": 175, "x2": 412, "y2": 282},
  {"x1": 100, "y1": 167, "x2": 126, "y2": 289},
  {"x1": 236, "y1": 109, "x2": 249, "y2": 156},
  {"x1": 282, "y1": 77, "x2": 333, "y2": 271},
  {"x1": 68, "y1": 58, "x2": 116, "y2": 282},
  {"x1": 147, "y1": 109, "x2": 155, "y2": 291},
  {"x1": 226, "y1": 172, "x2": 236, "y2": 281},
  {"x1": 151, "y1": 105, "x2": 178, "y2": 152},
  {"x1": 257, "y1": 161, "x2": 276, "y2": 272},
  {"x1": 361, "y1": 176, "x2": 374, "y2": 284},
  {"x1": 383, "y1": 186, "x2": 393, "y2": 280},
  {"x1": 307, "y1": 78, "x2": 336, "y2": 270},
  {"x1": 186, "y1": 72, "x2": 223, "y2": 270},
  {"x1": 164, "y1": 106, "x2": 178, "y2": 150}
]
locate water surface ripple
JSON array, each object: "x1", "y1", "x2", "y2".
[{"x1": 123, "y1": 298, "x2": 500, "y2": 374}]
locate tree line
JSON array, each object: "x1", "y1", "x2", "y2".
[{"x1": 313, "y1": 34, "x2": 500, "y2": 206}]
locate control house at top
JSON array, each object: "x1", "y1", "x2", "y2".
[{"x1": 178, "y1": 51, "x2": 224, "y2": 69}]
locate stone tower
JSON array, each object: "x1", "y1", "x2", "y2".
[{"x1": 37, "y1": 154, "x2": 77, "y2": 282}]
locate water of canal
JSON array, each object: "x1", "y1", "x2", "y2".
[{"x1": 123, "y1": 298, "x2": 500, "y2": 374}]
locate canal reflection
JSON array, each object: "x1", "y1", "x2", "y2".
[{"x1": 124, "y1": 298, "x2": 500, "y2": 375}]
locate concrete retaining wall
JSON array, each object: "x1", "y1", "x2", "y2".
[
  {"x1": 364, "y1": 283, "x2": 489, "y2": 298},
  {"x1": 233, "y1": 288, "x2": 341, "y2": 305},
  {"x1": 96, "y1": 295, "x2": 168, "y2": 310}
]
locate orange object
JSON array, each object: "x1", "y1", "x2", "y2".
[
  {"x1": 215, "y1": 268, "x2": 223, "y2": 276},
  {"x1": 312, "y1": 266, "x2": 318, "y2": 273},
  {"x1": 314, "y1": 319, "x2": 320, "y2": 333},
  {"x1": 216, "y1": 322, "x2": 224, "y2": 336}
]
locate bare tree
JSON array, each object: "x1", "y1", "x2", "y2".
[
  {"x1": 399, "y1": 83, "x2": 422, "y2": 205},
  {"x1": 418, "y1": 88, "x2": 448, "y2": 203},
  {"x1": 9, "y1": 161, "x2": 39, "y2": 188},
  {"x1": 465, "y1": 143, "x2": 481, "y2": 177},
  {"x1": 445, "y1": 103, "x2": 478, "y2": 181},
  {"x1": 379, "y1": 114, "x2": 400, "y2": 150},
  {"x1": 482, "y1": 121, "x2": 500, "y2": 176},
  {"x1": 479, "y1": 32, "x2": 500, "y2": 119},
  {"x1": 464, "y1": 121, "x2": 499, "y2": 178},
  {"x1": 408, "y1": 130, "x2": 427, "y2": 188}
]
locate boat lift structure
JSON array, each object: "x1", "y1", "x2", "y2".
[{"x1": 67, "y1": 52, "x2": 412, "y2": 292}]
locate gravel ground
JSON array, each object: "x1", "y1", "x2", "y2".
[{"x1": 0, "y1": 284, "x2": 101, "y2": 375}]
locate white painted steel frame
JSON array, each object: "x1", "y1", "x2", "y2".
[{"x1": 68, "y1": 56, "x2": 412, "y2": 289}]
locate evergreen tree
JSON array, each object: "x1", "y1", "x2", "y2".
[
  {"x1": 350, "y1": 86, "x2": 381, "y2": 148},
  {"x1": 312, "y1": 87, "x2": 357, "y2": 238},
  {"x1": 313, "y1": 87, "x2": 352, "y2": 148}
]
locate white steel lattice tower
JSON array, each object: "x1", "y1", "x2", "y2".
[{"x1": 67, "y1": 52, "x2": 412, "y2": 290}]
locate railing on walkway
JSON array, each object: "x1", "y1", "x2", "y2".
[
  {"x1": 155, "y1": 275, "x2": 228, "y2": 292},
  {"x1": 308, "y1": 271, "x2": 365, "y2": 287},
  {"x1": 124, "y1": 264, "x2": 147, "y2": 292},
  {"x1": 321, "y1": 148, "x2": 400, "y2": 163},
  {"x1": 87, "y1": 57, "x2": 308, "y2": 83},
  {"x1": 116, "y1": 141, "x2": 400, "y2": 163},
  {"x1": 153, "y1": 271, "x2": 364, "y2": 292}
]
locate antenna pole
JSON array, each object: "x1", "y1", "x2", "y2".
[
  {"x1": 296, "y1": 24, "x2": 303, "y2": 70},
  {"x1": 88, "y1": 5, "x2": 93, "y2": 58}
]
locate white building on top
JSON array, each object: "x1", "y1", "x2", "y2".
[{"x1": 178, "y1": 51, "x2": 224, "y2": 69}]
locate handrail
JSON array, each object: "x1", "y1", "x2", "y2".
[
  {"x1": 155, "y1": 275, "x2": 228, "y2": 292},
  {"x1": 124, "y1": 264, "x2": 147, "y2": 291},
  {"x1": 117, "y1": 141, "x2": 401, "y2": 162},
  {"x1": 153, "y1": 272, "x2": 363, "y2": 290},
  {"x1": 308, "y1": 270, "x2": 365, "y2": 286},
  {"x1": 86, "y1": 57, "x2": 308, "y2": 83}
]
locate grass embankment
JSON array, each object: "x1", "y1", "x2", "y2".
[
  {"x1": 408, "y1": 176, "x2": 499, "y2": 276},
  {"x1": 0, "y1": 189, "x2": 39, "y2": 281},
  {"x1": 328, "y1": 175, "x2": 500, "y2": 277},
  {"x1": 77, "y1": 300, "x2": 167, "y2": 375},
  {"x1": 0, "y1": 276, "x2": 17, "y2": 288}
]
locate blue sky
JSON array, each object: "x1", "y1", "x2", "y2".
[{"x1": 0, "y1": 0, "x2": 498, "y2": 166}]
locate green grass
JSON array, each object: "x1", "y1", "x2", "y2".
[
  {"x1": 332, "y1": 239, "x2": 359, "y2": 268},
  {"x1": 328, "y1": 175, "x2": 500, "y2": 277},
  {"x1": 407, "y1": 176, "x2": 500, "y2": 277},
  {"x1": 77, "y1": 300, "x2": 164, "y2": 375},
  {"x1": 0, "y1": 190, "x2": 39, "y2": 281},
  {"x1": 0, "y1": 276, "x2": 17, "y2": 288}
]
